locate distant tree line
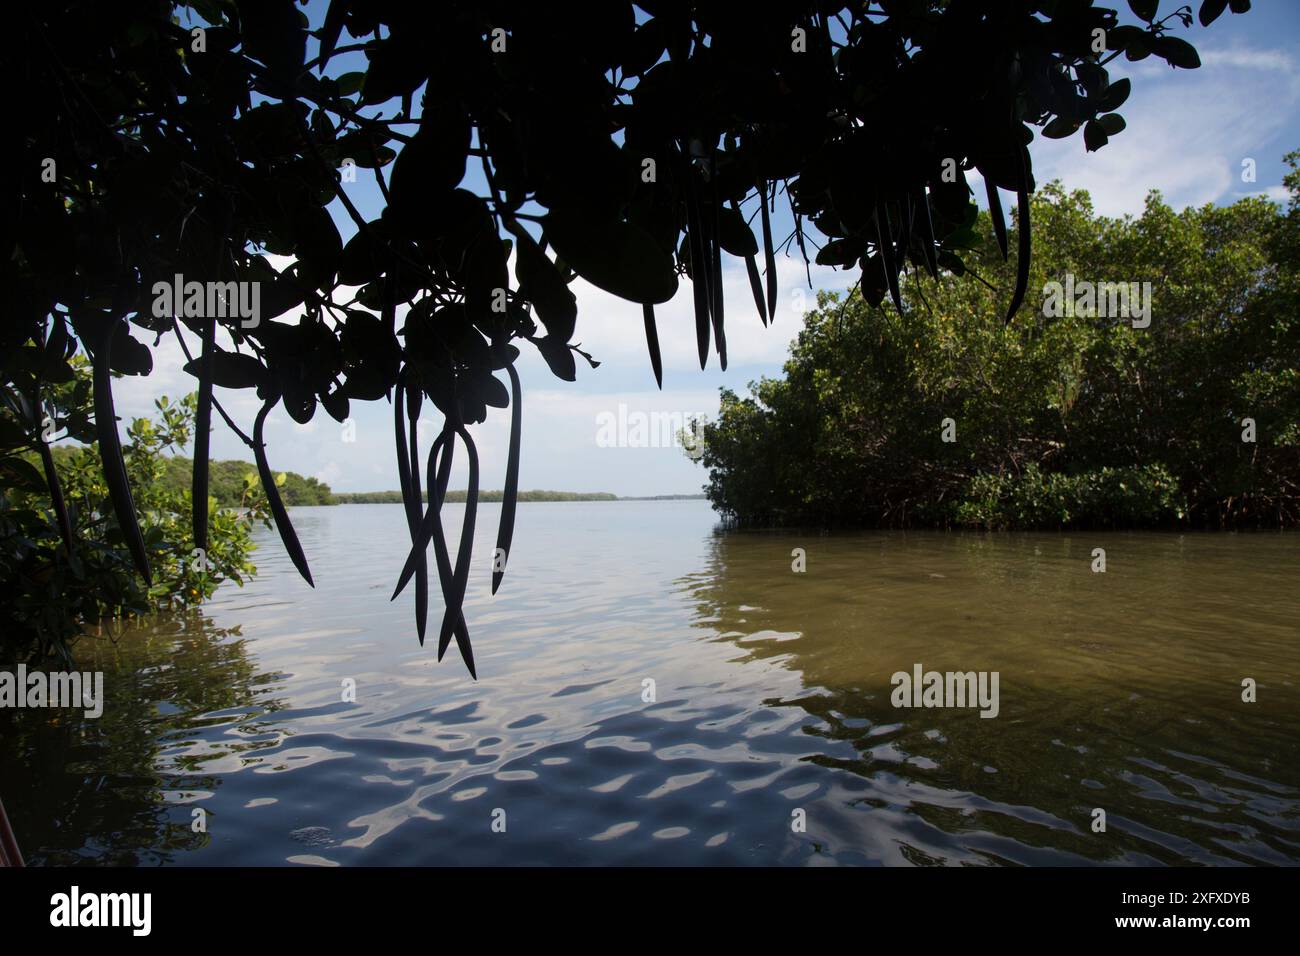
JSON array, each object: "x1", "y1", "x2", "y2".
[
  {"x1": 46, "y1": 445, "x2": 335, "y2": 506},
  {"x1": 334, "y1": 490, "x2": 618, "y2": 504}
]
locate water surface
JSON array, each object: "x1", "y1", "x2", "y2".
[{"x1": 3, "y1": 502, "x2": 1297, "y2": 865}]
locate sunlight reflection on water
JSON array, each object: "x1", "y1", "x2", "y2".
[{"x1": 3, "y1": 502, "x2": 1298, "y2": 866}]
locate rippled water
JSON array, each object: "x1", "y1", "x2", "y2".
[{"x1": 3, "y1": 502, "x2": 1298, "y2": 865}]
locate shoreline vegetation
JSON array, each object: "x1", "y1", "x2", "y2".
[
  {"x1": 150, "y1": 457, "x2": 704, "y2": 504},
  {"x1": 6, "y1": 386, "x2": 270, "y2": 661},
  {"x1": 332, "y1": 490, "x2": 709, "y2": 504},
  {"x1": 695, "y1": 173, "x2": 1300, "y2": 531}
]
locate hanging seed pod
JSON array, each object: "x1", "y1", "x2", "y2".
[
  {"x1": 642, "y1": 304, "x2": 664, "y2": 387},
  {"x1": 1006, "y1": 145, "x2": 1032, "y2": 325},
  {"x1": 915, "y1": 185, "x2": 940, "y2": 280},
  {"x1": 875, "y1": 200, "x2": 903, "y2": 315},
  {"x1": 985, "y1": 175, "x2": 1009, "y2": 261},
  {"x1": 761, "y1": 180, "x2": 778, "y2": 320},
  {"x1": 393, "y1": 426, "x2": 475, "y2": 676},
  {"x1": 709, "y1": 158, "x2": 727, "y2": 370},
  {"x1": 492, "y1": 364, "x2": 522, "y2": 594},
  {"x1": 408, "y1": 388, "x2": 428, "y2": 644},
  {"x1": 685, "y1": 178, "x2": 711, "y2": 369},
  {"x1": 37, "y1": 420, "x2": 74, "y2": 557},
  {"x1": 254, "y1": 395, "x2": 313, "y2": 587},
  {"x1": 435, "y1": 426, "x2": 479, "y2": 677},
  {"x1": 192, "y1": 316, "x2": 215, "y2": 553},
  {"x1": 428, "y1": 429, "x2": 473, "y2": 669},
  {"x1": 93, "y1": 322, "x2": 151, "y2": 584}
]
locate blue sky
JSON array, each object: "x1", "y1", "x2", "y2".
[{"x1": 114, "y1": 2, "x2": 1300, "y2": 496}]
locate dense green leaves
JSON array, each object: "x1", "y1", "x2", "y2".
[
  {"x1": 1, "y1": 360, "x2": 270, "y2": 661},
  {"x1": 695, "y1": 166, "x2": 1300, "y2": 530}
]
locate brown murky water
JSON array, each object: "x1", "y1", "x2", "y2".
[{"x1": 2, "y1": 502, "x2": 1297, "y2": 865}]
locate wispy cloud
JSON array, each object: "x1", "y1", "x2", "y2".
[{"x1": 1031, "y1": 41, "x2": 1299, "y2": 216}]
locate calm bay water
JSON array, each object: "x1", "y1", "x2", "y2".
[{"x1": 3, "y1": 501, "x2": 1298, "y2": 866}]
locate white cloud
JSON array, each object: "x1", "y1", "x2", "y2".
[
  {"x1": 1200, "y1": 46, "x2": 1297, "y2": 73},
  {"x1": 1030, "y1": 41, "x2": 1300, "y2": 216},
  {"x1": 569, "y1": 252, "x2": 852, "y2": 372}
]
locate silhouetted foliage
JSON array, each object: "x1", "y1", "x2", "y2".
[{"x1": 4, "y1": 0, "x2": 1247, "y2": 672}]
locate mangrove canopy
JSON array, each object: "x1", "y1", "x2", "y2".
[{"x1": 3, "y1": 0, "x2": 1250, "y2": 673}]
